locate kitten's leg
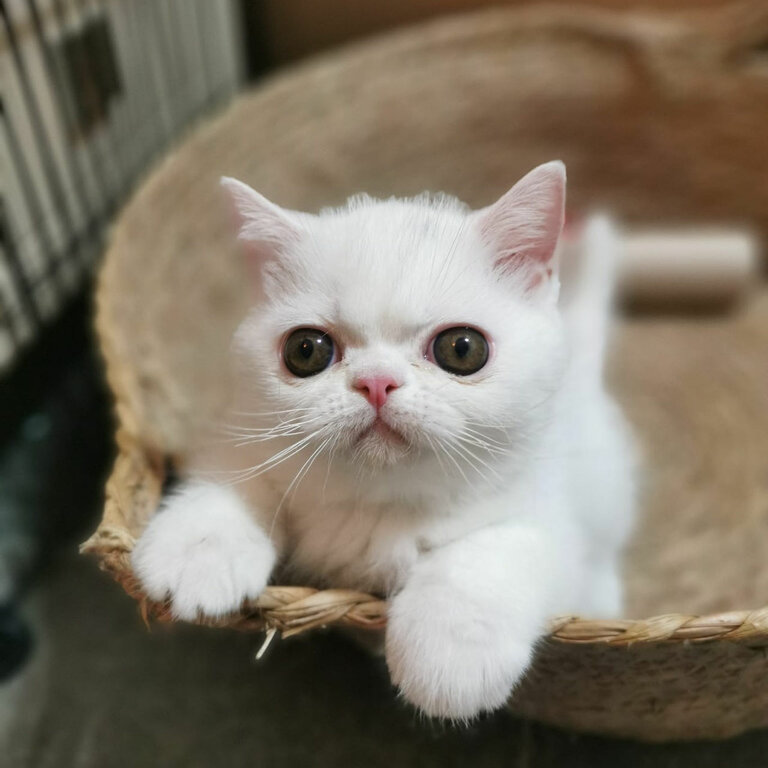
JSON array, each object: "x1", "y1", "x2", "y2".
[
  {"x1": 385, "y1": 523, "x2": 570, "y2": 720},
  {"x1": 131, "y1": 481, "x2": 276, "y2": 620}
]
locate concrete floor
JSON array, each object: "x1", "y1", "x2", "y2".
[{"x1": 4, "y1": 547, "x2": 768, "y2": 767}]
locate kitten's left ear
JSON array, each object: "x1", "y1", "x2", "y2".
[{"x1": 472, "y1": 161, "x2": 565, "y2": 298}]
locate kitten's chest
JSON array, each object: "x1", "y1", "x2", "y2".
[
  {"x1": 280, "y1": 487, "x2": 488, "y2": 595},
  {"x1": 282, "y1": 500, "x2": 425, "y2": 594},
  {"x1": 270, "y1": 468, "x2": 531, "y2": 594}
]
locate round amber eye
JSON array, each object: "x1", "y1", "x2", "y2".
[
  {"x1": 431, "y1": 327, "x2": 489, "y2": 376},
  {"x1": 283, "y1": 328, "x2": 335, "y2": 377}
]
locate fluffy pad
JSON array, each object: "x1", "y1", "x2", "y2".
[{"x1": 131, "y1": 482, "x2": 276, "y2": 620}]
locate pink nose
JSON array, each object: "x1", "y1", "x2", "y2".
[{"x1": 353, "y1": 376, "x2": 400, "y2": 409}]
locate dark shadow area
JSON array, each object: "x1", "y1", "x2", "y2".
[{"x1": 0, "y1": 289, "x2": 113, "y2": 681}]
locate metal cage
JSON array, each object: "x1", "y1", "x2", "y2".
[{"x1": 0, "y1": 0, "x2": 244, "y2": 375}]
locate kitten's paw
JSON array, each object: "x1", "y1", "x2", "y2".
[
  {"x1": 131, "y1": 482, "x2": 275, "y2": 620},
  {"x1": 385, "y1": 584, "x2": 532, "y2": 720}
]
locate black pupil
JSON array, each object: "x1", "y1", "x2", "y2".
[
  {"x1": 432, "y1": 326, "x2": 488, "y2": 375},
  {"x1": 284, "y1": 329, "x2": 334, "y2": 378},
  {"x1": 454, "y1": 336, "x2": 470, "y2": 358},
  {"x1": 299, "y1": 339, "x2": 314, "y2": 359}
]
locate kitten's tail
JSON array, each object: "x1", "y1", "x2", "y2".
[{"x1": 559, "y1": 214, "x2": 621, "y2": 382}]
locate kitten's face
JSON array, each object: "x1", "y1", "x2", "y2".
[{"x1": 225, "y1": 163, "x2": 566, "y2": 478}]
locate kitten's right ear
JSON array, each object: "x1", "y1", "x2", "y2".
[{"x1": 220, "y1": 177, "x2": 302, "y2": 265}]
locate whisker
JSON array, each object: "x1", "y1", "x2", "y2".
[
  {"x1": 270, "y1": 434, "x2": 334, "y2": 538},
  {"x1": 455, "y1": 431, "x2": 512, "y2": 458},
  {"x1": 322, "y1": 432, "x2": 342, "y2": 501},
  {"x1": 227, "y1": 423, "x2": 321, "y2": 447},
  {"x1": 448, "y1": 436, "x2": 504, "y2": 483},
  {"x1": 229, "y1": 407, "x2": 314, "y2": 418},
  {"x1": 208, "y1": 428, "x2": 326, "y2": 486},
  {"x1": 220, "y1": 413, "x2": 323, "y2": 436},
  {"x1": 425, "y1": 434, "x2": 451, "y2": 484},
  {"x1": 460, "y1": 425, "x2": 510, "y2": 448},
  {"x1": 434, "y1": 437, "x2": 471, "y2": 486}
]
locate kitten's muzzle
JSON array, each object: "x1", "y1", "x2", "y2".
[{"x1": 354, "y1": 413, "x2": 408, "y2": 447}]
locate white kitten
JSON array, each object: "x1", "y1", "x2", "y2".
[{"x1": 132, "y1": 162, "x2": 635, "y2": 720}]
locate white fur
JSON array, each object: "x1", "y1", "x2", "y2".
[
  {"x1": 132, "y1": 162, "x2": 635, "y2": 719},
  {"x1": 132, "y1": 482, "x2": 276, "y2": 620}
]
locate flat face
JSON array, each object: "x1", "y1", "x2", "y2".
[{"x1": 236, "y1": 195, "x2": 564, "y2": 476}]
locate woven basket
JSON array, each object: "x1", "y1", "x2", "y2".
[{"x1": 82, "y1": 4, "x2": 768, "y2": 741}]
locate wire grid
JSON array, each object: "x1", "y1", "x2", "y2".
[{"x1": 0, "y1": 0, "x2": 244, "y2": 374}]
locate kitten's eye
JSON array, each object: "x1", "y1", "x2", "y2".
[
  {"x1": 283, "y1": 328, "x2": 336, "y2": 377},
  {"x1": 431, "y1": 327, "x2": 489, "y2": 376}
]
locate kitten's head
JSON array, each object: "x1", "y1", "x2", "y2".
[{"x1": 222, "y1": 162, "x2": 566, "y2": 483}]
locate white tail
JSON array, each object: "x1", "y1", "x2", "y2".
[{"x1": 560, "y1": 215, "x2": 621, "y2": 383}]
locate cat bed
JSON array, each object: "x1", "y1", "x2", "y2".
[{"x1": 82, "y1": 3, "x2": 768, "y2": 742}]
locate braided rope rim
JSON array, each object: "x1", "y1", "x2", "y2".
[{"x1": 81, "y1": 522, "x2": 768, "y2": 646}]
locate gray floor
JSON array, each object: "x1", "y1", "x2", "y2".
[{"x1": 3, "y1": 550, "x2": 768, "y2": 767}]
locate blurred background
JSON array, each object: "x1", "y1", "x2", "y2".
[{"x1": 1, "y1": 0, "x2": 768, "y2": 765}]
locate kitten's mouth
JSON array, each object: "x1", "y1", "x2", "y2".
[{"x1": 357, "y1": 417, "x2": 407, "y2": 445}]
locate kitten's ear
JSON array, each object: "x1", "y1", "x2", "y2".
[
  {"x1": 220, "y1": 176, "x2": 302, "y2": 265},
  {"x1": 472, "y1": 161, "x2": 565, "y2": 297}
]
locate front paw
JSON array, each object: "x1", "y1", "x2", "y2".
[
  {"x1": 385, "y1": 585, "x2": 533, "y2": 720},
  {"x1": 131, "y1": 482, "x2": 275, "y2": 620}
]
